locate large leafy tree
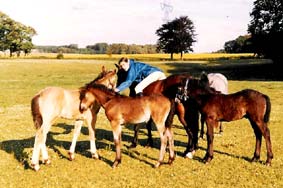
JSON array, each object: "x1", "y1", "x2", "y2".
[
  {"x1": 156, "y1": 16, "x2": 196, "y2": 60},
  {"x1": 248, "y1": 0, "x2": 283, "y2": 64},
  {"x1": 0, "y1": 11, "x2": 36, "y2": 57}
]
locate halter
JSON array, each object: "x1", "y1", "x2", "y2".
[{"x1": 175, "y1": 78, "x2": 190, "y2": 102}]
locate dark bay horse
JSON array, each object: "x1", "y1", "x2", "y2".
[
  {"x1": 200, "y1": 72, "x2": 228, "y2": 138},
  {"x1": 176, "y1": 77, "x2": 273, "y2": 166},
  {"x1": 79, "y1": 84, "x2": 175, "y2": 168},
  {"x1": 30, "y1": 66, "x2": 117, "y2": 171}
]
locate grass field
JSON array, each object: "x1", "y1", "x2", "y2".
[{"x1": 0, "y1": 58, "x2": 282, "y2": 187}]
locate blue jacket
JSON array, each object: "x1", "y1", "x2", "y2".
[{"x1": 116, "y1": 59, "x2": 163, "y2": 92}]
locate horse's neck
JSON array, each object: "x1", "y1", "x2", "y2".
[{"x1": 90, "y1": 88, "x2": 114, "y2": 107}]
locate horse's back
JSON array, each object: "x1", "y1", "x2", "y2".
[{"x1": 36, "y1": 87, "x2": 82, "y2": 119}]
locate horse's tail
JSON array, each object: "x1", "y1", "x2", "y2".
[
  {"x1": 31, "y1": 94, "x2": 42, "y2": 129},
  {"x1": 263, "y1": 94, "x2": 271, "y2": 123}
]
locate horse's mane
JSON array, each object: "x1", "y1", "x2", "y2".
[
  {"x1": 87, "y1": 83, "x2": 120, "y2": 97},
  {"x1": 81, "y1": 70, "x2": 113, "y2": 90}
]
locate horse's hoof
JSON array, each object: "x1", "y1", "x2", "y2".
[
  {"x1": 43, "y1": 159, "x2": 51, "y2": 165},
  {"x1": 112, "y1": 160, "x2": 121, "y2": 168},
  {"x1": 128, "y1": 143, "x2": 137, "y2": 149},
  {"x1": 251, "y1": 156, "x2": 260, "y2": 162},
  {"x1": 185, "y1": 150, "x2": 195, "y2": 159},
  {"x1": 68, "y1": 151, "x2": 75, "y2": 161},
  {"x1": 91, "y1": 152, "x2": 99, "y2": 159},
  {"x1": 265, "y1": 160, "x2": 272, "y2": 166},
  {"x1": 154, "y1": 161, "x2": 162, "y2": 168},
  {"x1": 168, "y1": 157, "x2": 175, "y2": 165},
  {"x1": 31, "y1": 163, "x2": 40, "y2": 171}
]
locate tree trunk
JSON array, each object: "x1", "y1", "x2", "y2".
[
  {"x1": 181, "y1": 51, "x2": 183, "y2": 60},
  {"x1": 170, "y1": 53, "x2": 173, "y2": 60}
]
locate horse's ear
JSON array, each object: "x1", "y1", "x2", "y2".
[
  {"x1": 200, "y1": 71, "x2": 209, "y2": 87},
  {"x1": 102, "y1": 66, "x2": 106, "y2": 72},
  {"x1": 114, "y1": 63, "x2": 120, "y2": 69}
]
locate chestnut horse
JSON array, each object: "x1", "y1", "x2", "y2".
[
  {"x1": 175, "y1": 76, "x2": 273, "y2": 166},
  {"x1": 30, "y1": 66, "x2": 117, "y2": 171},
  {"x1": 79, "y1": 84, "x2": 175, "y2": 168},
  {"x1": 115, "y1": 66, "x2": 198, "y2": 158}
]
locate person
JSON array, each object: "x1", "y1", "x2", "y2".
[{"x1": 114, "y1": 57, "x2": 166, "y2": 96}]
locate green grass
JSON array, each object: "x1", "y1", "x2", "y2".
[{"x1": 0, "y1": 59, "x2": 282, "y2": 188}]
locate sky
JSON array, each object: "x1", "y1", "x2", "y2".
[{"x1": 0, "y1": 0, "x2": 255, "y2": 53}]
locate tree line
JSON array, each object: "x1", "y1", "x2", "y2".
[
  {"x1": 36, "y1": 43, "x2": 158, "y2": 55},
  {"x1": 1, "y1": 0, "x2": 282, "y2": 64}
]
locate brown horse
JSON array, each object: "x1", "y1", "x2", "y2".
[
  {"x1": 30, "y1": 66, "x2": 117, "y2": 171},
  {"x1": 199, "y1": 72, "x2": 228, "y2": 138},
  {"x1": 175, "y1": 77, "x2": 273, "y2": 166},
  {"x1": 116, "y1": 67, "x2": 199, "y2": 158},
  {"x1": 79, "y1": 84, "x2": 175, "y2": 168}
]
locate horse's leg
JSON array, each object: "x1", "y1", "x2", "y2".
[
  {"x1": 249, "y1": 120, "x2": 262, "y2": 163},
  {"x1": 261, "y1": 124, "x2": 273, "y2": 166},
  {"x1": 175, "y1": 102, "x2": 193, "y2": 157},
  {"x1": 183, "y1": 103, "x2": 199, "y2": 158},
  {"x1": 219, "y1": 122, "x2": 223, "y2": 134},
  {"x1": 31, "y1": 128, "x2": 43, "y2": 171},
  {"x1": 204, "y1": 119, "x2": 215, "y2": 164},
  {"x1": 40, "y1": 122, "x2": 51, "y2": 165},
  {"x1": 200, "y1": 115, "x2": 205, "y2": 139},
  {"x1": 146, "y1": 120, "x2": 153, "y2": 148},
  {"x1": 166, "y1": 127, "x2": 175, "y2": 165},
  {"x1": 130, "y1": 124, "x2": 139, "y2": 148},
  {"x1": 89, "y1": 108, "x2": 100, "y2": 159},
  {"x1": 68, "y1": 120, "x2": 83, "y2": 160},
  {"x1": 251, "y1": 120, "x2": 273, "y2": 166},
  {"x1": 155, "y1": 126, "x2": 167, "y2": 168},
  {"x1": 175, "y1": 102, "x2": 187, "y2": 127},
  {"x1": 111, "y1": 121, "x2": 122, "y2": 168}
]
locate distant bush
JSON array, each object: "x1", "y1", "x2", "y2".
[{"x1": 56, "y1": 53, "x2": 64, "y2": 59}]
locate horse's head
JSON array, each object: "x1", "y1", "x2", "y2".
[
  {"x1": 115, "y1": 63, "x2": 127, "y2": 87},
  {"x1": 79, "y1": 88, "x2": 95, "y2": 113},
  {"x1": 96, "y1": 66, "x2": 117, "y2": 89},
  {"x1": 175, "y1": 75, "x2": 217, "y2": 103},
  {"x1": 83, "y1": 66, "x2": 117, "y2": 90}
]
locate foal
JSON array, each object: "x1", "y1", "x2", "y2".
[
  {"x1": 199, "y1": 72, "x2": 228, "y2": 138},
  {"x1": 30, "y1": 66, "x2": 116, "y2": 171},
  {"x1": 176, "y1": 77, "x2": 273, "y2": 166},
  {"x1": 79, "y1": 84, "x2": 175, "y2": 168}
]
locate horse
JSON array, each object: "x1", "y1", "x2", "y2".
[
  {"x1": 115, "y1": 66, "x2": 199, "y2": 158},
  {"x1": 199, "y1": 72, "x2": 228, "y2": 138},
  {"x1": 30, "y1": 66, "x2": 117, "y2": 171},
  {"x1": 175, "y1": 76, "x2": 273, "y2": 166},
  {"x1": 79, "y1": 84, "x2": 175, "y2": 168}
]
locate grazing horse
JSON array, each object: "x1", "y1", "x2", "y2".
[
  {"x1": 175, "y1": 77, "x2": 273, "y2": 166},
  {"x1": 199, "y1": 72, "x2": 228, "y2": 138},
  {"x1": 30, "y1": 66, "x2": 117, "y2": 171},
  {"x1": 79, "y1": 84, "x2": 175, "y2": 168},
  {"x1": 116, "y1": 67, "x2": 199, "y2": 158}
]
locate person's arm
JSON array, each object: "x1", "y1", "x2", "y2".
[{"x1": 115, "y1": 68, "x2": 137, "y2": 92}]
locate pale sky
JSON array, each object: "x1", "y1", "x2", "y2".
[{"x1": 0, "y1": 0, "x2": 254, "y2": 53}]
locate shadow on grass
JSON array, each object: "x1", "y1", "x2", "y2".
[
  {"x1": 165, "y1": 59, "x2": 283, "y2": 81},
  {"x1": 0, "y1": 120, "x2": 267, "y2": 169}
]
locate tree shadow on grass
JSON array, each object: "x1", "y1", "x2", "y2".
[{"x1": 165, "y1": 59, "x2": 283, "y2": 81}]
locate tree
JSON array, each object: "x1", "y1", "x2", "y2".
[
  {"x1": 248, "y1": 0, "x2": 283, "y2": 64},
  {"x1": 0, "y1": 11, "x2": 36, "y2": 57},
  {"x1": 224, "y1": 35, "x2": 253, "y2": 53},
  {"x1": 156, "y1": 16, "x2": 196, "y2": 60}
]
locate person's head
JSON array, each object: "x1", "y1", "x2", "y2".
[{"x1": 118, "y1": 57, "x2": 130, "y2": 71}]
